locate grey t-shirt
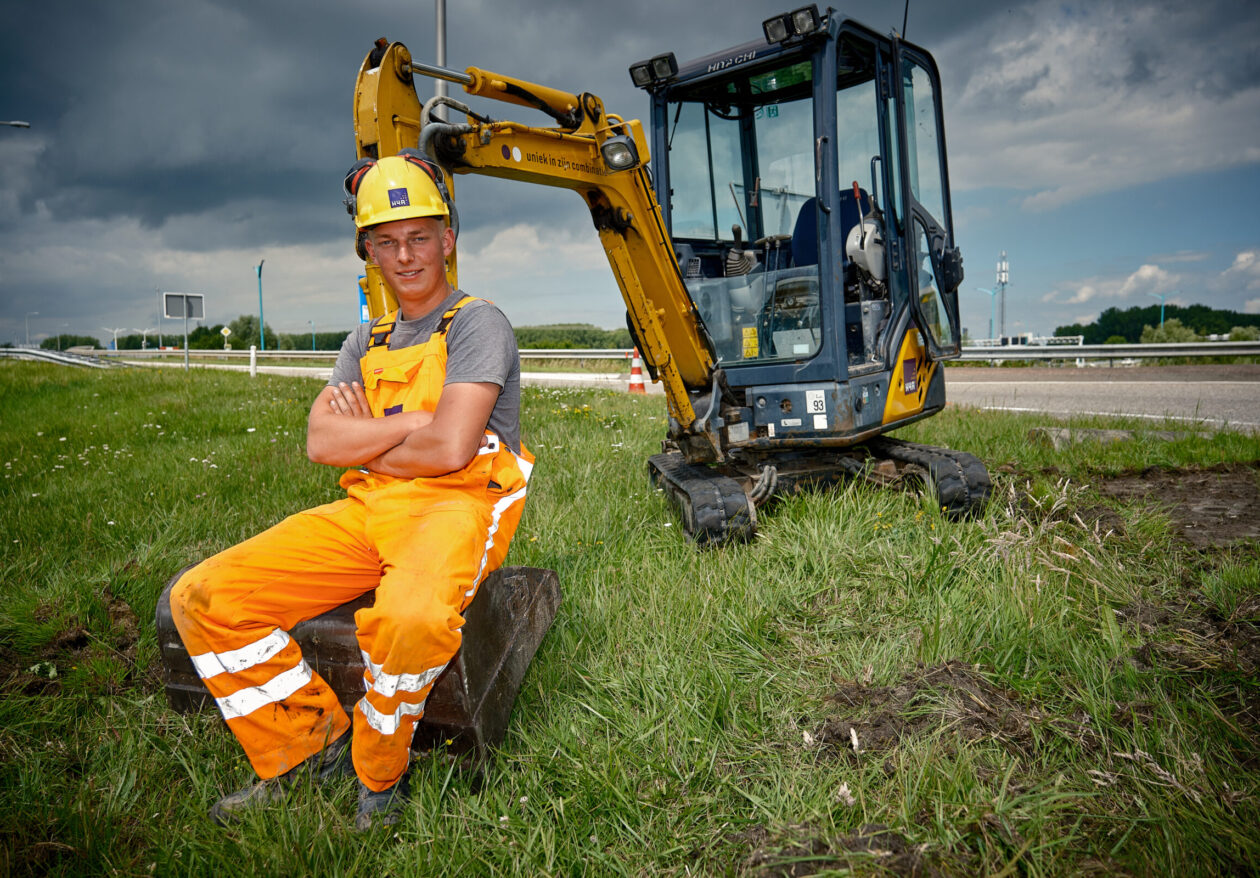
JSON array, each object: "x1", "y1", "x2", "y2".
[{"x1": 328, "y1": 290, "x2": 522, "y2": 453}]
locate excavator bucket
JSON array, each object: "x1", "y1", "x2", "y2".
[{"x1": 155, "y1": 566, "x2": 561, "y2": 760}]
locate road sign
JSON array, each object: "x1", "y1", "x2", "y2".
[
  {"x1": 163, "y1": 292, "x2": 204, "y2": 320},
  {"x1": 163, "y1": 292, "x2": 205, "y2": 370},
  {"x1": 220, "y1": 326, "x2": 232, "y2": 337}
]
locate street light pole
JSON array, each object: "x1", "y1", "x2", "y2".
[
  {"x1": 996, "y1": 252, "x2": 1010, "y2": 338},
  {"x1": 132, "y1": 327, "x2": 155, "y2": 350},
  {"x1": 25, "y1": 311, "x2": 38, "y2": 346},
  {"x1": 101, "y1": 327, "x2": 127, "y2": 350},
  {"x1": 256, "y1": 259, "x2": 266, "y2": 351},
  {"x1": 308, "y1": 319, "x2": 316, "y2": 351},
  {"x1": 1148, "y1": 292, "x2": 1167, "y2": 329}
]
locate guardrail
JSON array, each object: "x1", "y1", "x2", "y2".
[
  {"x1": 95, "y1": 348, "x2": 636, "y2": 361},
  {"x1": 519, "y1": 349, "x2": 633, "y2": 359},
  {"x1": 98, "y1": 348, "x2": 339, "y2": 360},
  {"x1": 956, "y1": 341, "x2": 1260, "y2": 361},
  {"x1": 0, "y1": 347, "x2": 118, "y2": 369},
  {"x1": 67, "y1": 340, "x2": 1260, "y2": 366}
]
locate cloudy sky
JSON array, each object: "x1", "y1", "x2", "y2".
[{"x1": 2, "y1": 0, "x2": 1258, "y2": 347}]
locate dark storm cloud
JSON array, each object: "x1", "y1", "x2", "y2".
[
  {"x1": 5, "y1": 0, "x2": 1256, "y2": 342},
  {"x1": 0, "y1": 0, "x2": 979, "y2": 248}
]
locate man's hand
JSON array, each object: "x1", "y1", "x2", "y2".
[
  {"x1": 327, "y1": 381, "x2": 373, "y2": 418},
  {"x1": 363, "y1": 382, "x2": 500, "y2": 479},
  {"x1": 307, "y1": 385, "x2": 429, "y2": 467}
]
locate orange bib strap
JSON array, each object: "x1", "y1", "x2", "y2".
[{"x1": 366, "y1": 296, "x2": 476, "y2": 354}]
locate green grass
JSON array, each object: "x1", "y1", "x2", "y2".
[{"x1": 1, "y1": 361, "x2": 1257, "y2": 875}]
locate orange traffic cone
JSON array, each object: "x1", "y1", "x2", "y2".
[{"x1": 628, "y1": 348, "x2": 646, "y2": 395}]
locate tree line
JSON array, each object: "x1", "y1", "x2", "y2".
[{"x1": 1054, "y1": 304, "x2": 1260, "y2": 344}]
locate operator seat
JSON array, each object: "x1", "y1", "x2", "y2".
[{"x1": 790, "y1": 188, "x2": 871, "y2": 268}]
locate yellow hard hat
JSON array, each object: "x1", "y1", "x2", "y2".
[{"x1": 344, "y1": 153, "x2": 450, "y2": 229}]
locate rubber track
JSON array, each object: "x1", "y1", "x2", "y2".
[
  {"x1": 647, "y1": 452, "x2": 756, "y2": 546},
  {"x1": 867, "y1": 437, "x2": 992, "y2": 518}
]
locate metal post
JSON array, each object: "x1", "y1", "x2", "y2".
[
  {"x1": 256, "y1": 259, "x2": 266, "y2": 351},
  {"x1": 25, "y1": 311, "x2": 38, "y2": 346},
  {"x1": 308, "y1": 319, "x2": 316, "y2": 351},
  {"x1": 435, "y1": 0, "x2": 447, "y2": 101},
  {"x1": 996, "y1": 252, "x2": 1009, "y2": 339},
  {"x1": 250, "y1": 345, "x2": 257, "y2": 378},
  {"x1": 156, "y1": 288, "x2": 163, "y2": 349},
  {"x1": 184, "y1": 312, "x2": 190, "y2": 371}
]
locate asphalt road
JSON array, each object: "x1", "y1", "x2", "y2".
[{"x1": 944, "y1": 364, "x2": 1260, "y2": 430}]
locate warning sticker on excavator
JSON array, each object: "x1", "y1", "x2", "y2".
[
  {"x1": 742, "y1": 326, "x2": 759, "y2": 358},
  {"x1": 903, "y1": 358, "x2": 918, "y2": 393}
]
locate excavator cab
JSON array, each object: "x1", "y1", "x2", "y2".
[{"x1": 633, "y1": 9, "x2": 963, "y2": 442}]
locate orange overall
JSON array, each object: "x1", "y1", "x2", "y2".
[{"x1": 170, "y1": 297, "x2": 532, "y2": 791}]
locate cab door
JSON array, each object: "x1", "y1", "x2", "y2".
[{"x1": 892, "y1": 42, "x2": 963, "y2": 358}]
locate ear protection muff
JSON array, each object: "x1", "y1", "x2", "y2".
[
  {"x1": 342, "y1": 157, "x2": 376, "y2": 220},
  {"x1": 342, "y1": 157, "x2": 377, "y2": 259}
]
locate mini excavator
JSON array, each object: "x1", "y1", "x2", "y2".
[{"x1": 352, "y1": 6, "x2": 990, "y2": 545}]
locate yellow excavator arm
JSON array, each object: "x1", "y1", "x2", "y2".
[{"x1": 352, "y1": 41, "x2": 716, "y2": 439}]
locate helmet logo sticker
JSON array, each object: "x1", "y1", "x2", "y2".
[{"x1": 388, "y1": 187, "x2": 410, "y2": 208}]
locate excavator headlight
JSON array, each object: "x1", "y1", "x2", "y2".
[
  {"x1": 791, "y1": 5, "x2": 821, "y2": 35},
  {"x1": 763, "y1": 17, "x2": 789, "y2": 42},
  {"x1": 763, "y1": 5, "x2": 821, "y2": 43},
  {"x1": 628, "y1": 53, "x2": 677, "y2": 89},
  {"x1": 650, "y1": 54, "x2": 678, "y2": 80},
  {"x1": 629, "y1": 63, "x2": 653, "y2": 88},
  {"x1": 601, "y1": 135, "x2": 639, "y2": 171}
]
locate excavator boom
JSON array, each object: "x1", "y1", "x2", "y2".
[{"x1": 354, "y1": 44, "x2": 721, "y2": 456}]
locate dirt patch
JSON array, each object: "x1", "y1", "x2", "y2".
[
  {"x1": 1115, "y1": 594, "x2": 1260, "y2": 768},
  {"x1": 104, "y1": 586, "x2": 140, "y2": 653},
  {"x1": 1093, "y1": 462, "x2": 1260, "y2": 548},
  {"x1": 0, "y1": 586, "x2": 147, "y2": 696},
  {"x1": 1117, "y1": 599, "x2": 1260, "y2": 676},
  {"x1": 815, "y1": 661, "x2": 1092, "y2": 760},
  {"x1": 741, "y1": 823, "x2": 942, "y2": 877}
]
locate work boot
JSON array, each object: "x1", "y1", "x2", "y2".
[
  {"x1": 210, "y1": 730, "x2": 352, "y2": 825},
  {"x1": 209, "y1": 776, "x2": 293, "y2": 826},
  {"x1": 305, "y1": 728, "x2": 353, "y2": 783},
  {"x1": 354, "y1": 774, "x2": 410, "y2": 832}
]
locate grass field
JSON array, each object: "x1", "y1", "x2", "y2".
[{"x1": 1, "y1": 361, "x2": 1257, "y2": 876}]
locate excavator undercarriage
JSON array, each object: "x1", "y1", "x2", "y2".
[{"x1": 649, "y1": 437, "x2": 990, "y2": 546}]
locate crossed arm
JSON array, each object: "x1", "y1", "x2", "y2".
[{"x1": 306, "y1": 380, "x2": 500, "y2": 478}]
